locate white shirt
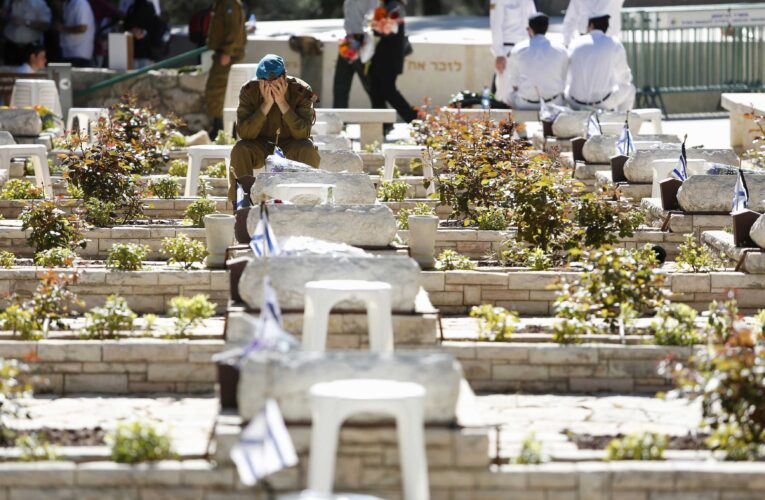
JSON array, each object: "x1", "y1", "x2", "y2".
[
  {"x1": 16, "y1": 62, "x2": 35, "y2": 73},
  {"x1": 489, "y1": 0, "x2": 537, "y2": 56},
  {"x1": 562, "y1": 0, "x2": 624, "y2": 46},
  {"x1": 508, "y1": 34, "x2": 568, "y2": 102},
  {"x1": 565, "y1": 30, "x2": 632, "y2": 105},
  {"x1": 344, "y1": 0, "x2": 377, "y2": 34},
  {"x1": 61, "y1": 0, "x2": 96, "y2": 60},
  {"x1": 2, "y1": 0, "x2": 52, "y2": 44}
]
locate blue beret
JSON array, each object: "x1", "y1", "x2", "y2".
[{"x1": 256, "y1": 54, "x2": 286, "y2": 80}]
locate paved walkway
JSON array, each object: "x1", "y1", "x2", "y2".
[
  {"x1": 9, "y1": 396, "x2": 218, "y2": 456},
  {"x1": 475, "y1": 393, "x2": 702, "y2": 459}
]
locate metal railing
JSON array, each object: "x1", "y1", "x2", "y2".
[
  {"x1": 74, "y1": 45, "x2": 210, "y2": 99},
  {"x1": 621, "y1": 3, "x2": 765, "y2": 110}
]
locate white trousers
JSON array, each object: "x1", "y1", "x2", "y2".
[
  {"x1": 510, "y1": 93, "x2": 565, "y2": 110},
  {"x1": 567, "y1": 83, "x2": 636, "y2": 112}
]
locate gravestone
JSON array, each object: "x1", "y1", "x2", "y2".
[
  {"x1": 624, "y1": 148, "x2": 740, "y2": 183},
  {"x1": 582, "y1": 134, "x2": 680, "y2": 164},
  {"x1": 253, "y1": 171, "x2": 377, "y2": 204},
  {"x1": 318, "y1": 149, "x2": 364, "y2": 173}
]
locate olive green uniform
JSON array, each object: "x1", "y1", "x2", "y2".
[
  {"x1": 229, "y1": 75, "x2": 322, "y2": 201},
  {"x1": 204, "y1": 0, "x2": 247, "y2": 121}
]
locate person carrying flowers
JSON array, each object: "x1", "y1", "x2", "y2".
[{"x1": 333, "y1": 0, "x2": 376, "y2": 108}]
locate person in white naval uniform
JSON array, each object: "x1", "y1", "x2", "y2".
[
  {"x1": 565, "y1": 14, "x2": 635, "y2": 112},
  {"x1": 503, "y1": 13, "x2": 568, "y2": 109},
  {"x1": 490, "y1": 0, "x2": 537, "y2": 102},
  {"x1": 562, "y1": 0, "x2": 624, "y2": 47}
]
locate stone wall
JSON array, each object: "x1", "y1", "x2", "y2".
[
  {"x1": 0, "y1": 198, "x2": 230, "y2": 221},
  {"x1": 445, "y1": 341, "x2": 692, "y2": 393},
  {"x1": 423, "y1": 269, "x2": 765, "y2": 314},
  {"x1": 73, "y1": 68, "x2": 210, "y2": 133},
  {"x1": 0, "y1": 267, "x2": 228, "y2": 314},
  {"x1": 0, "y1": 339, "x2": 221, "y2": 394}
]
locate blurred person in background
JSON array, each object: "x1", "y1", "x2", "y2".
[
  {"x1": 123, "y1": 0, "x2": 163, "y2": 68},
  {"x1": 563, "y1": 0, "x2": 624, "y2": 46},
  {"x1": 57, "y1": 0, "x2": 96, "y2": 66},
  {"x1": 333, "y1": 0, "x2": 376, "y2": 108},
  {"x1": 1, "y1": 0, "x2": 52, "y2": 66},
  {"x1": 16, "y1": 43, "x2": 47, "y2": 73}
]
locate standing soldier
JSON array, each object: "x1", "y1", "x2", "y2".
[
  {"x1": 489, "y1": 0, "x2": 537, "y2": 101},
  {"x1": 204, "y1": 0, "x2": 246, "y2": 139}
]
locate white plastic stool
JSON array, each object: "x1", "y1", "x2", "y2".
[
  {"x1": 307, "y1": 379, "x2": 429, "y2": 500},
  {"x1": 0, "y1": 144, "x2": 52, "y2": 198},
  {"x1": 632, "y1": 108, "x2": 664, "y2": 134},
  {"x1": 273, "y1": 183, "x2": 335, "y2": 204},
  {"x1": 10, "y1": 79, "x2": 62, "y2": 117},
  {"x1": 223, "y1": 64, "x2": 259, "y2": 110},
  {"x1": 66, "y1": 108, "x2": 108, "y2": 140},
  {"x1": 223, "y1": 107, "x2": 237, "y2": 138},
  {"x1": 302, "y1": 280, "x2": 394, "y2": 352},
  {"x1": 185, "y1": 145, "x2": 233, "y2": 197},
  {"x1": 381, "y1": 144, "x2": 435, "y2": 197}
]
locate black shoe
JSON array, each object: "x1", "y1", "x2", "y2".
[{"x1": 209, "y1": 118, "x2": 223, "y2": 140}]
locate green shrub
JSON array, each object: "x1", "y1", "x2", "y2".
[
  {"x1": 34, "y1": 247, "x2": 77, "y2": 268},
  {"x1": 553, "y1": 246, "x2": 666, "y2": 339},
  {"x1": 376, "y1": 165, "x2": 401, "y2": 179},
  {"x1": 0, "y1": 179, "x2": 44, "y2": 200},
  {"x1": 16, "y1": 433, "x2": 59, "y2": 462},
  {"x1": 363, "y1": 141, "x2": 381, "y2": 153},
  {"x1": 469, "y1": 304, "x2": 518, "y2": 341},
  {"x1": 495, "y1": 240, "x2": 554, "y2": 270},
  {"x1": 514, "y1": 433, "x2": 544, "y2": 464},
  {"x1": 107, "y1": 421, "x2": 174, "y2": 464},
  {"x1": 676, "y1": 234, "x2": 723, "y2": 272},
  {"x1": 168, "y1": 294, "x2": 216, "y2": 337},
  {"x1": 0, "y1": 304, "x2": 41, "y2": 339},
  {"x1": 0, "y1": 359, "x2": 33, "y2": 444},
  {"x1": 573, "y1": 193, "x2": 644, "y2": 248},
  {"x1": 652, "y1": 302, "x2": 702, "y2": 346},
  {"x1": 81, "y1": 198, "x2": 116, "y2": 227},
  {"x1": 398, "y1": 202, "x2": 436, "y2": 229},
  {"x1": 0, "y1": 250, "x2": 14, "y2": 268},
  {"x1": 377, "y1": 180, "x2": 409, "y2": 202},
  {"x1": 167, "y1": 133, "x2": 187, "y2": 149},
  {"x1": 160, "y1": 234, "x2": 207, "y2": 269},
  {"x1": 204, "y1": 161, "x2": 227, "y2": 178},
  {"x1": 435, "y1": 249, "x2": 475, "y2": 271},
  {"x1": 184, "y1": 198, "x2": 217, "y2": 227},
  {"x1": 214, "y1": 130, "x2": 235, "y2": 145},
  {"x1": 83, "y1": 295, "x2": 137, "y2": 339},
  {"x1": 106, "y1": 243, "x2": 148, "y2": 271},
  {"x1": 147, "y1": 177, "x2": 180, "y2": 199},
  {"x1": 168, "y1": 159, "x2": 188, "y2": 177},
  {"x1": 0, "y1": 272, "x2": 81, "y2": 338},
  {"x1": 66, "y1": 183, "x2": 84, "y2": 199},
  {"x1": 20, "y1": 201, "x2": 86, "y2": 253},
  {"x1": 475, "y1": 206, "x2": 510, "y2": 231},
  {"x1": 605, "y1": 433, "x2": 667, "y2": 461}
]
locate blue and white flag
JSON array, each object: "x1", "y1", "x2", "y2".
[
  {"x1": 235, "y1": 179, "x2": 250, "y2": 210},
  {"x1": 732, "y1": 168, "x2": 749, "y2": 213},
  {"x1": 238, "y1": 276, "x2": 297, "y2": 361},
  {"x1": 539, "y1": 96, "x2": 562, "y2": 123},
  {"x1": 671, "y1": 139, "x2": 688, "y2": 181},
  {"x1": 250, "y1": 204, "x2": 281, "y2": 257},
  {"x1": 230, "y1": 398, "x2": 298, "y2": 486},
  {"x1": 616, "y1": 120, "x2": 635, "y2": 156},
  {"x1": 586, "y1": 112, "x2": 602, "y2": 139},
  {"x1": 274, "y1": 145, "x2": 285, "y2": 158}
]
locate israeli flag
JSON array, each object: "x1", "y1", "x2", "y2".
[
  {"x1": 671, "y1": 140, "x2": 688, "y2": 181},
  {"x1": 238, "y1": 275, "x2": 297, "y2": 361},
  {"x1": 235, "y1": 179, "x2": 250, "y2": 210},
  {"x1": 539, "y1": 96, "x2": 561, "y2": 122},
  {"x1": 732, "y1": 168, "x2": 749, "y2": 213},
  {"x1": 616, "y1": 120, "x2": 635, "y2": 156},
  {"x1": 250, "y1": 204, "x2": 281, "y2": 257},
  {"x1": 230, "y1": 399, "x2": 298, "y2": 486},
  {"x1": 274, "y1": 145, "x2": 286, "y2": 158},
  {"x1": 586, "y1": 112, "x2": 601, "y2": 139}
]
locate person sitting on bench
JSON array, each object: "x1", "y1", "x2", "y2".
[{"x1": 228, "y1": 53, "x2": 321, "y2": 202}]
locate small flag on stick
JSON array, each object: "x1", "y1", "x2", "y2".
[
  {"x1": 671, "y1": 135, "x2": 689, "y2": 181},
  {"x1": 230, "y1": 399, "x2": 298, "y2": 486},
  {"x1": 235, "y1": 179, "x2": 250, "y2": 210},
  {"x1": 732, "y1": 168, "x2": 750, "y2": 213},
  {"x1": 250, "y1": 202, "x2": 281, "y2": 257},
  {"x1": 586, "y1": 112, "x2": 602, "y2": 139},
  {"x1": 616, "y1": 119, "x2": 635, "y2": 156}
]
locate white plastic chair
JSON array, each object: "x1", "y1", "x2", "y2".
[
  {"x1": 0, "y1": 144, "x2": 52, "y2": 198},
  {"x1": 184, "y1": 145, "x2": 233, "y2": 197},
  {"x1": 632, "y1": 108, "x2": 664, "y2": 134},
  {"x1": 302, "y1": 280, "x2": 394, "y2": 352},
  {"x1": 10, "y1": 79, "x2": 62, "y2": 117},
  {"x1": 223, "y1": 107, "x2": 237, "y2": 138},
  {"x1": 223, "y1": 64, "x2": 259, "y2": 110},
  {"x1": 307, "y1": 379, "x2": 429, "y2": 500},
  {"x1": 66, "y1": 108, "x2": 108, "y2": 141},
  {"x1": 381, "y1": 144, "x2": 435, "y2": 197}
]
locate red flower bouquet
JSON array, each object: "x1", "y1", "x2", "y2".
[
  {"x1": 339, "y1": 35, "x2": 361, "y2": 62},
  {"x1": 370, "y1": 5, "x2": 401, "y2": 35}
]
